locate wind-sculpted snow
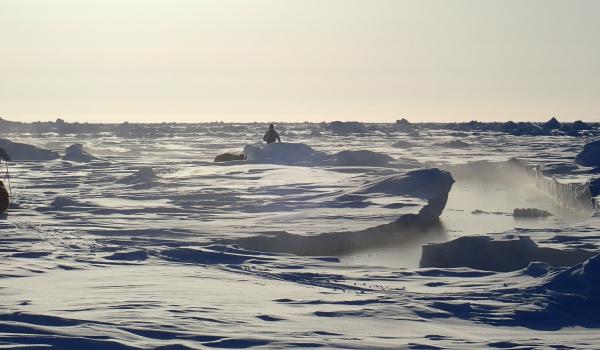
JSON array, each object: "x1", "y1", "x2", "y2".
[
  {"x1": 544, "y1": 253, "x2": 600, "y2": 296},
  {"x1": 420, "y1": 235, "x2": 596, "y2": 272},
  {"x1": 434, "y1": 139, "x2": 471, "y2": 148},
  {"x1": 331, "y1": 149, "x2": 394, "y2": 166},
  {"x1": 411, "y1": 251, "x2": 600, "y2": 331},
  {"x1": 2, "y1": 125, "x2": 600, "y2": 349},
  {"x1": 225, "y1": 168, "x2": 453, "y2": 255},
  {"x1": 446, "y1": 158, "x2": 597, "y2": 212},
  {"x1": 244, "y1": 142, "x2": 416, "y2": 168},
  {"x1": 225, "y1": 169, "x2": 454, "y2": 255},
  {"x1": 116, "y1": 167, "x2": 158, "y2": 185},
  {"x1": 244, "y1": 142, "x2": 328, "y2": 165},
  {"x1": 533, "y1": 166, "x2": 596, "y2": 212},
  {"x1": 391, "y1": 140, "x2": 416, "y2": 148},
  {"x1": 62, "y1": 143, "x2": 106, "y2": 163},
  {"x1": 348, "y1": 168, "x2": 454, "y2": 217}
]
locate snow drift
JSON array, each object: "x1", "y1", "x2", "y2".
[
  {"x1": 331, "y1": 150, "x2": 394, "y2": 167},
  {"x1": 243, "y1": 142, "x2": 406, "y2": 167},
  {"x1": 227, "y1": 168, "x2": 454, "y2": 255},
  {"x1": 326, "y1": 121, "x2": 369, "y2": 134},
  {"x1": 420, "y1": 235, "x2": 596, "y2": 272},
  {"x1": 116, "y1": 167, "x2": 158, "y2": 185},
  {"x1": 544, "y1": 253, "x2": 600, "y2": 296},
  {"x1": 62, "y1": 144, "x2": 103, "y2": 163},
  {"x1": 343, "y1": 168, "x2": 455, "y2": 219},
  {"x1": 391, "y1": 140, "x2": 415, "y2": 148},
  {"x1": 434, "y1": 139, "x2": 471, "y2": 148},
  {"x1": 244, "y1": 143, "x2": 328, "y2": 165}
]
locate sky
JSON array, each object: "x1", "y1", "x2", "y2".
[{"x1": 1, "y1": 0, "x2": 599, "y2": 123}]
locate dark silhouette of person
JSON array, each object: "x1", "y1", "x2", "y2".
[
  {"x1": 263, "y1": 124, "x2": 281, "y2": 144},
  {"x1": 0, "y1": 147, "x2": 10, "y2": 213},
  {"x1": 0, "y1": 147, "x2": 9, "y2": 162}
]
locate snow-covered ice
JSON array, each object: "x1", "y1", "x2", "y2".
[{"x1": 1, "y1": 121, "x2": 600, "y2": 349}]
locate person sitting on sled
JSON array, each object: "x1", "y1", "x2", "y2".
[
  {"x1": 262, "y1": 124, "x2": 281, "y2": 144},
  {"x1": 0, "y1": 147, "x2": 9, "y2": 162}
]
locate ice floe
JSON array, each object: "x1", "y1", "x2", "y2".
[
  {"x1": 0, "y1": 138, "x2": 59, "y2": 161},
  {"x1": 244, "y1": 142, "x2": 416, "y2": 168},
  {"x1": 575, "y1": 140, "x2": 600, "y2": 167}
]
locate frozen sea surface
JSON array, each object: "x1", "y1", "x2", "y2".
[{"x1": 1, "y1": 123, "x2": 599, "y2": 349}]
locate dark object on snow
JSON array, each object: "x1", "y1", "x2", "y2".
[
  {"x1": 543, "y1": 117, "x2": 561, "y2": 130},
  {"x1": 0, "y1": 147, "x2": 10, "y2": 161},
  {"x1": 0, "y1": 181, "x2": 9, "y2": 213},
  {"x1": 513, "y1": 208, "x2": 553, "y2": 218},
  {"x1": 575, "y1": 141, "x2": 600, "y2": 167},
  {"x1": 262, "y1": 124, "x2": 281, "y2": 144},
  {"x1": 0, "y1": 138, "x2": 59, "y2": 161},
  {"x1": 214, "y1": 153, "x2": 246, "y2": 162},
  {"x1": 590, "y1": 178, "x2": 600, "y2": 198}
]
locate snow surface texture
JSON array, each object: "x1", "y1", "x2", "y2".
[{"x1": 1, "y1": 122, "x2": 600, "y2": 349}]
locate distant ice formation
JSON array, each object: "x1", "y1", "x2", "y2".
[
  {"x1": 442, "y1": 117, "x2": 598, "y2": 137},
  {"x1": 326, "y1": 121, "x2": 369, "y2": 134},
  {"x1": 543, "y1": 117, "x2": 561, "y2": 130}
]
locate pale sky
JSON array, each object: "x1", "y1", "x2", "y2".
[{"x1": 1, "y1": 0, "x2": 599, "y2": 123}]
